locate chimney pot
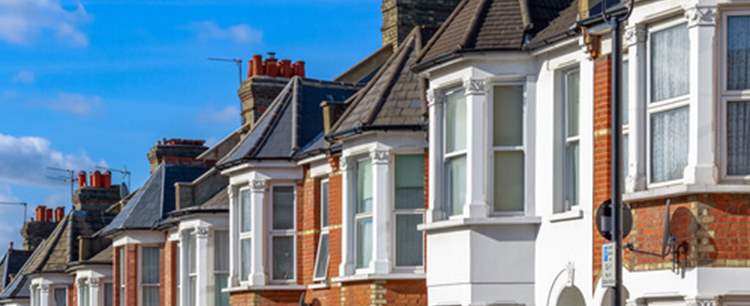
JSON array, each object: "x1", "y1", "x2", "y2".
[
  {"x1": 35, "y1": 206, "x2": 46, "y2": 222},
  {"x1": 45, "y1": 208, "x2": 52, "y2": 223},
  {"x1": 265, "y1": 57, "x2": 278, "y2": 77},
  {"x1": 77, "y1": 171, "x2": 87, "y2": 188},
  {"x1": 102, "y1": 171, "x2": 112, "y2": 188},
  {"x1": 294, "y1": 61, "x2": 305, "y2": 78},
  {"x1": 55, "y1": 207, "x2": 65, "y2": 223},
  {"x1": 267, "y1": 52, "x2": 276, "y2": 59}
]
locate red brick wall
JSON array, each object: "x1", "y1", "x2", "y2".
[
  {"x1": 125, "y1": 244, "x2": 138, "y2": 306},
  {"x1": 230, "y1": 290, "x2": 301, "y2": 306},
  {"x1": 69, "y1": 283, "x2": 77, "y2": 306},
  {"x1": 163, "y1": 240, "x2": 178, "y2": 306},
  {"x1": 113, "y1": 246, "x2": 121, "y2": 306},
  {"x1": 592, "y1": 56, "x2": 612, "y2": 286}
]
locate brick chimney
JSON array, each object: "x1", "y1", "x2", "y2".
[
  {"x1": 381, "y1": 0, "x2": 460, "y2": 48},
  {"x1": 147, "y1": 138, "x2": 208, "y2": 172},
  {"x1": 72, "y1": 170, "x2": 124, "y2": 211},
  {"x1": 20, "y1": 205, "x2": 64, "y2": 251},
  {"x1": 238, "y1": 52, "x2": 305, "y2": 127}
]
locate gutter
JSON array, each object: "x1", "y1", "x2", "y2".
[{"x1": 325, "y1": 124, "x2": 426, "y2": 142}]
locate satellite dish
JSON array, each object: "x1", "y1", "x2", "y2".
[{"x1": 596, "y1": 199, "x2": 633, "y2": 241}]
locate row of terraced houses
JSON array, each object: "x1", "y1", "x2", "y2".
[{"x1": 1, "y1": 0, "x2": 750, "y2": 305}]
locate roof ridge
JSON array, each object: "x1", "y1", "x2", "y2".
[
  {"x1": 461, "y1": 0, "x2": 491, "y2": 49},
  {"x1": 414, "y1": 0, "x2": 470, "y2": 66},
  {"x1": 365, "y1": 33, "x2": 417, "y2": 125}
]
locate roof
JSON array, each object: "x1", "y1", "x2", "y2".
[
  {"x1": 99, "y1": 164, "x2": 208, "y2": 235},
  {"x1": 415, "y1": 0, "x2": 575, "y2": 70},
  {"x1": 0, "y1": 248, "x2": 31, "y2": 289},
  {"x1": 526, "y1": 0, "x2": 580, "y2": 49},
  {"x1": 329, "y1": 27, "x2": 433, "y2": 140},
  {"x1": 217, "y1": 77, "x2": 359, "y2": 168},
  {"x1": 334, "y1": 44, "x2": 394, "y2": 85}
]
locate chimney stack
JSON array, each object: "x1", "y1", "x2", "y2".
[
  {"x1": 73, "y1": 169, "x2": 125, "y2": 212},
  {"x1": 239, "y1": 52, "x2": 304, "y2": 127},
  {"x1": 147, "y1": 138, "x2": 208, "y2": 172},
  {"x1": 380, "y1": 0, "x2": 461, "y2": 48},
  {"x1": 21, "y1": 205, "x2": 59, "y2": 251}
]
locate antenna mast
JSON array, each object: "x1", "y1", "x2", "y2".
[
  {"x1": 46, "y1": 166, "x2": 77, "y2": 200},
  {"x1": 208, "y1": 57, "x2": 243, "y2": 85}
]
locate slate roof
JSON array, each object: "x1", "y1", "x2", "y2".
[
  {"x1": 414, "y1": 0, "x2": 575, "y2": 69},
  {"x1": 217, "y1": 77, "x2": 359, "y2": 168},
  {"x1": 329, "y1": 27, "x2": 433, "y2": 140},
  {"x1": 0, "y1": 248, "x2": 31, "y2": 290},
  {"x1": 526, "y1": 0, "x2": 580, "y2": 49},
  {"x1": 99, "y1": 164, "x2": 208, "y2": 235}
]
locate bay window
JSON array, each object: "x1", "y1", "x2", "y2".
[
  {"x1": 648, "y1": 21, "x2": 690, "y2": 184},
  {"x1": 444, "y1": 88, "x2": 467, "y2": 216},
  {"x1": 492, "y1": 84, "x2": 525, "y2": 213},
  {"x1": 214, "y1": 231, "x2": 229, "y2": 306},
  {"x1": 313, "y1": 179, "x2": 330, "y2": 281},
  {"x1": 561, "y1": 71, "x2": 580, "y2": 211},
  {"x1": 239, "y1": 189, "x2": 252, "y2": 281},
  {"x1": 185, "y1": 233, "x2": 196, "y2": 306},
  {"x1": 723, "y1": 13, "x2": 750, "y2": 177},
  {"x1": 140, "y1": 247, "x2": 160, "y2": 306},
  {"x1": 78, "y1": 281, "x2": 88, "y2": 306},
  {"x1": 270, "y1": 186, "x2": 295, "y2": 282},
  {"x1": 394, "y1": 155, "x2": 424, "y2": 268},
  {"x1": 354, "y1": 159, "x2": 373, "y2": 269},
  {"x1": 104, "y1": 283, "x2": 113, "y2": 306}
]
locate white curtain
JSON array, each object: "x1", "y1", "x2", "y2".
[
  {"x1": 240, "y1": 239, "x2": 252, "y2": 281},
  {"x1": 651, "y1": 106, "x2": 689, "y2": 182},
  {"x1": 356, "y1": 159, "x2": 373, "y2": 214},
  {"x1": 54, "y1": 288, "x2": 66, "y2": 306},
  {"x1": 494, "y1": 85, "x2": 525, "y2": 146},
  {"x1": 447, "y1": 156, "x2": 466, "y2": 216},
  {"x1": 494, "y1": 151, "x2": 525, "y2": 212},
  {"x1": 728, "y1": 16, "x2": 750, "y2": 90},
  {"x1": 564, "y1": 143, "x2": 579, "y2": 209},
  {"x1": 355, "y1": 217, "x2": 372, "y2": 269},
  {"x1": 446, "y1": 89, "x2": 467, "y2": 153},
  {"x1": 651, "y1": 24, "x2": 689, "y2": 102},
  {"x1": 396, "y1": 214, "x2": 423, "y2": 266},
  {"x1": 141, "y1": 247, "x2": 160, "y2": 306},
  {"x1": 728, "y1": 101, "x2": 750, "y2": 175},
  {"x1": 271, "y1": 236, "x2": 294, "y2": 280},
  {"x1": 78, "y1": 284, "x2": 89, "y2": 306},
  {"x1": 240, "y1": 190, "x2": 252, "y2": 232}
]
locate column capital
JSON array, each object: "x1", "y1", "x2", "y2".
[
  {"x1": 624, "y1": 24, "x2": 647, "y2": 47},
  {"x1": 195, "y1": 226, "x2": 210, "y2": 239},
  {"x1": 370, "y1": 149, "x2": 390, "y2": 165},
  {"x1": 39, "y1": 284, "x2": 49, "y2": 293},
  {"x1": 340, "y1": 157, "x2": 350, "y2": 171},
  {"x1": 684, "y1": 5, "x2": 717, "y2": 28},
  {"x1": 88, "y1": 278, "x2": 101, "y2": 288},
  {"x1": 463, "y1": 78, "x2": 486, "y2": 96},
  {"x1": 249, "y1": 179, "x2": 266, "y2": 193},
  {"x1": 685, "y1": 297, "x2": 720, "y2": 306}
]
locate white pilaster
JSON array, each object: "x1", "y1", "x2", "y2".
[
  {"x1": 89, "y1": 278, "x2": 101, "y2": 306},
  {"x1": 625, "y1": 23, "x2": 648, "y2": 192},
  {"x1": 39, "y1": 284, "x2": 49, "y2": 306},
  {"x1": 370, "y1": 149, "x2": 392, "y2": 273},
  {"x1": 194, "y1": 227, "x2": 210, "y2": 306},
  {"x1": 684, "y1": 4, "x2": 719, "y2": 185},
  {"x1": 463, "y1": 78, "x2": 489, "y2": 218},
  {"x1": 426, "y1": 88, "x2": 445, "y2": 223},
  {"x1": 339, "y1": 158, "x2": 355, "y2": 276},
  {"x1": 249, "y1": 179, "x2": 267, "y2": 286},
  {"x1": 227, "y1": 185, "x2": 238, "y2": 287}
]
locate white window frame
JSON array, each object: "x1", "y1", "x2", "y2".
[
  {"x1": 392, "y1": 152, "x2": 425, "y2": 272},
  {"x1": 31, "y1": 285, "x2": 40, "y2": 306},
  {"x1": 442, "y1": 86, "x2": 467, "y2": 218},
  {"x1": 352, "y1": 156, "x2": 374, "y2": 273},
  {"x1": 488, "y1": 81, "x2": 527, "y2": 216},
  {"x1": 137, "y1": 245, "x2": 160, "y2": 306},
  {"x1": 646, "y1": 18, "x2": 691, "y2": 188},
  {"x1": 53, "y1": 286, "x2": 68, "y2": 306},
  {"x1": 213, "y1": 230, "x2": 229, "y2": 306},
  {"x1": 561, "y1": 70, "x2": 580, "y2": 212},
  {"x1": 622, "y1": 58, "x2": 630, "y2": 188},
  {"x1": 77, "y1": 280, "x2": 88, "y2": 306},
  {"x1": 719, "y1": 10, "x2": 750, "y2": 182},
  {"x1": 237, "y1": 187, "x2": 252, "y2": 284},
  {"x1": 268, "y1": 184, "x2": 296, "y2": 283},
  {"x1": 183, "y1": 231, "x2": 196, "y2": 306},
  {"x1": 312, "y1": 178, "x2": 330, "y2": 282}
]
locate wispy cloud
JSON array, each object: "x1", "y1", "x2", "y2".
[
  {"x1": 11, "y1": 70, "x2": 35, "y2": 84},
  {"x1": 188, "y1": 21, "x2": 262, "y2": 44},
  {"x1": 0, "y1": 133, "x2": 107, "y2": 187},
  {"x1": 45, "y1": 92, "x2": 103, "y2": 116},
  {"x1": 196, "y1": 105, "x2": 240, "y2": 124},
  {"x1": 0, "y1": 183, "x2": 18, "y2": 202},
  {"x1": 0, "y1": 0, "x2": 91, "y2": 47}
]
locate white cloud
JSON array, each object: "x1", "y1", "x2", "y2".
[
  {"x1": 0, "y1": 0, "x2": 90, "y2": 47},
  {"x1": 0, "y1": 133, "x2": 106, "y2": 187},
  {"x1": 189, "y1": 21, "x2": 262, "y2": 44},
  {"x1": 0, "y1": 183, "x2": 18, "y2": 202},
  {"x1": 197, "y1": 105, "x2": 240, "y2": 124},
  {"x1": 11, "y1": 70, "x2": 34, "y2": 84},
  {"x1": 45, "y1": 92, "x2": 103, "y2": 116}
]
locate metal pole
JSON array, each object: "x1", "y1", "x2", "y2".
[{"x1": 610, "y1": 16, "x2": 624, "y2": 306}]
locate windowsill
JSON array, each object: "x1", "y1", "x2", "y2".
[
  {"x1": 307, "y1": 282, "x2": 329, "y2": 290},
  {"x1": 418, "y1": 215, "x2": 541, "y2": 232},
  {"x1": 548, "y1": 209, "x2": 584, "y2": 223},
  {"x1": 224, "y1": 284, "x2": 306, "y2": 293},
  {"x1": 624, "y1": 183, "x2": 750, "y2": 202},
  {"x1": 331, "y1": 272, "x2": 425, "y2": 283}
]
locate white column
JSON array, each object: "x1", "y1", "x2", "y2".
[
  {"x1": 194, "y1": 227, "x2": 210, "y2": 305},
  {"x1": 370, "y1": 149, "x2": 392, "y2": 273},
  {"x1": 625, "y1": 23, "x2": 648, "y2": 192},
  {"x1": 249, "y1": 179, "x2": 267, "y2": 286},
  {"x1": 90, "y1": 278, "x2": 101, "y2": 306},
  {"x1": 338, "y1": 158, "x2": 355, "y2": 276},
  {"x1": 463, "y1": 78, "x2": 489, "y2": 218},
  {"x1": 39, "y1": 284, "x2": 49, "y2": 306},
  {"x1": 178, "y1": 235, "x2": 187, "y2": 306},
  {"x1": 426, "y1": 89, "x2": 445, "y2": 223},
  {"x1": 227, "y1": 186, "x2": 238, "y2": 287},
  {"x1": 684, "y1": 4, "x2": 719, "y2": 185}
]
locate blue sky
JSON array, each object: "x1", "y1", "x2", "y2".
[{"x1": 0, "y1": 0, "x2": 381, "y2": 248}]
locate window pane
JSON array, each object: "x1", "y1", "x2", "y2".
[
  {"x1": 314, "y1": 233, "x2": 329, "y2": 279},
  {"x1": 321, "y1": 181, "x2": 329, "y2": 228},
  {"x1": 728, "y1": 101, "x2": 750, "y2": 175},
  {"x1": 565, "y1": 71, "x2": 580, "y2": 138},
  {"x1": 445, "y1": 89, "x2": 467, "y2": 153},
  {"x1": 355, "y1": 217, "x2": 372, "y2": 269},
  {"x1": 395, "y1": 155, "x2": 424, "y2": 210},
  {"x1": 728, "y1": 16, "x2": 750, "y2": 90},
  {"x1": 494, "y1": 85, "x2": 525, "y2": 146},
  {"x1": 141, "y1": 247, "x2": 160, "y2": 284},
  {"x1": 188, "y1": 277, "x2": 196, "y2": 306},
  {"x1": 272, "y1": 236, "x2": 294, "y2": 280},
  {"x1": 104, "y1": 284, "x2": 113, "y2": 306},
  {"x1": 175, "y1": 243, "x2": 180, "y2": 306},
  {"x1": 650, "y1": 106, "x2": 689, "y2": 182},
  {"x1": 214, "y1": 273, "x2": 229, "y2": 306},
  {"x1": 54, "y1": 288, "x2": 66, "y2": 306},
  {"x1": 79, "y1": 284, "x2": 89, "y2": 306},
  {"x1": 119, "y1": 288, "x2": 125, "y2": 306},
  {"x1": 240, "y1": 238, "x2": 252, "y2": 281},
  {"x1": 240, "y1": 189, "x2": 252, "y2": 232},
  {"x1": 623, "y1": 134, "x2": 629, "y2": 185},
  {"x1": 396, "y1": 214, "x2": 423, "y2": 267},
  {"x1": 564, "y1": 142, "x2": 580, "y2": 208},
  {"x1": 651, "y1": 23, "x2": 689, "y2": 102},
  {"x1": 623, "y1": 61, "x2": 629, "y2": 125},
  {"x1": 214, "y1": 231, "x2": 229, "y2": 271},
  {"x1": 494, "y1": 151, "x2": 525, "y2": 212},
  {"x1": 143, "y1": 287, "x2": 159, "y2": 306},
  {"x1": 446, "y1": 156, "x2": 466, "y2": 216},
  {"x1": 118, "y1": 247, "x2": 125, "y2": 285},
  {"x1": 356, "y1": 159, "x2": 373, "y2": 214},
  {"x1": 187, "y1": 234, "x2": 196, "y2": 274},
  {"x1": 272, "y1": 186, "x2": 295, "y2": 230}
]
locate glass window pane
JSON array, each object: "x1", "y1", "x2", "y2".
[
  {"x1": 564, "y1": 142, "x2": 580, "y2": 208},
  {"x1": 119, "y1": 287, "x2": 125, "y2": 306},
  {"x1": 396, "y1": 214, "x2": 423, "y2": 267},
  {"x1": 104, "y1": 284, "x2": 113, "y2": 306},
  {"x1": 355, "y1": 217, "x2": 372, "y2": 269},
  {"x1": 214, "y1": 231, "x2": 229, "y2": 271},
  {"x1": 446, "y1": 89, "x2": 467, "y2": 153},
  {"x1": 141, "y1": 247, "x2": 160, "y2": 284},
  {"x1": 143, "y1": 287, "x2": 159, "y2": 306},
  {"x1": 395, "y1": 155, "x2": 425, "y2": 210},
  {"x1": 728, "y1": 16, "x2": 750, "y2": 90},
  {"x1": 623, "y1": 134, "x2": 629, "y2": 185},
  {"x1": 446, "y1": 156, "x2": 466, "y2": 216},
  {"x1": 650, "y1": 106, "x2": 689, "y2": 182},
  {"x1": 240, "y1": 189, "x2": 252, "y2": 232},
  {"x1": 494, "y1": 85, "x2": 525, "y2": 146},
  {"x1": 188, "y1": 277, "x2": 196, "y2": 306},
  {"x1": 565, "y1": 71, "x2": 580, "y2": 138},
  {"x1": 320, "y1": 181, "x2": 329, "y2": 228},
  {"x1": 272, "y1": 186, "x2": 295, "y2": 230},
  {"x1": 622, "y1": 61, "x2": 629, "y2": 125},
  {"x1": 118, "y1": 247, "x2": 125, "y2": 285},
  {"x1": 214, "y1": 273, "x2": 229, "y2": 306},
  {"x1": 79, "y1": 284, "x2": 89, "y2": 306},
  {"x1": 651, "y1": 23, "x2": 689, "y2": 102},
  {"x1": 356, "y1": 159, "x2": 373, "y2": 214},
  {"x1": 54, "y1": 288, "x2": 66, "y2": 306},
  {"x1": 727, "y1": 101, "x2": 750, "y2": 175},
  {"x1": 494, "y1": 151, "x2": 525, "y2": 212},
  {"x1": 314, "y1": 233, "x2": 329, "y2": 279},
  {"x1": 187, "y1": 234, "x2": 196, "y2": 274},
  {"x1": 240, "y1": 238, "x2": 252, "y2": 281},
  {"x1": 272, "y1": 236, "x2": 294, "y2": 280}
]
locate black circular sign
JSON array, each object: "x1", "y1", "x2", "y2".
[{"x1": 596, "y1": 199, "x2": 633, "y2": 241}]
